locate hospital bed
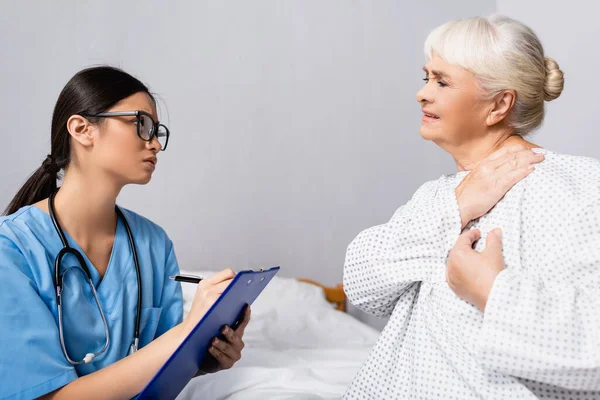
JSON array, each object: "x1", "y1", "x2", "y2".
[{"x1": 175, "y1": 270, "x2": 380, "y2": 400}]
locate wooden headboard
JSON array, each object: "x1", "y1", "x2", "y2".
[{"x1": 296, "y1": 279, "x2": 347, "y2": 312}]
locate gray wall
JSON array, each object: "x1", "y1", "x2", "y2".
[
  {"x1": 0, "y1": 0, "x2": 494, "y2": 283},
  {"x1": 11, "y1": 1, "x2": 599, "y2": 329},
  {"x1": 497, "y1": 0, "x2": 600, "y2": 159}
]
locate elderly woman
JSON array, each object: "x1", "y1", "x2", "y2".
[{"x1": 343, "y1": 15, "x2": 600, "y2": 399}]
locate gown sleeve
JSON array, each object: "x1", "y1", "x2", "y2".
[
  {"x1": 477, "y1": 198, "x2": 600, "y2": 391},
  {"x1": 343, "y1": 178, "x2": 463, "y2": 318}
]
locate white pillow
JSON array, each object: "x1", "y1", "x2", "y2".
[
  {"x1": 178, "y1": 269, "x2": 334, "y2": 319},
  {"x1": 177, "y1": 269, "x2": 380, "y2": 349}
]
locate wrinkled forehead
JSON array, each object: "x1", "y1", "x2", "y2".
[{"x1": 423, "y1": 53, "x2": 476, "y2": 83}]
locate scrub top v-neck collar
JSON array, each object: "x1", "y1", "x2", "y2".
[{"x1": 28, "y1": 205, "x2": 132, "y2": 315}]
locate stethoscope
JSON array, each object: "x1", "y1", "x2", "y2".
[{"x1": 49, "y1": 189, "x2": 142, "y2": 365}]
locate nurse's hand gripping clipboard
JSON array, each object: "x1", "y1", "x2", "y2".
[{"x1": 135, "y1": 266, "x2": 280, "y2": 400}]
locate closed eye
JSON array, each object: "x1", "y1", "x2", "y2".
[{"x1": 423, "y1": 77, "x2": 448, "y2": 87}]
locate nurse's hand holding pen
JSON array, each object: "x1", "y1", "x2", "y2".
[
  {"x1": 180, "y1": 268, "x2": 252, "y2": 374},
  {"x1": 41, "y1": 268, "x2": 248, "y2": 400}
]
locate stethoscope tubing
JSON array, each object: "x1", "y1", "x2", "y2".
[{"x1": 49, "y1": 189, "x2": 142, "y2": 364}]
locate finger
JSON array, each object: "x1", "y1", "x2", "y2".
[
  {"x1": 235, "y1": 306, "x2": 251, "y2": 335},
  {"x1": 455, "y1": 229, "x2": 481, "y2": 248},
  {"x1": 496, "y1": 164, "x2": 536, "y2": 192},
  {"x1": 208, "y1": 345, "x2": 235, "y2": 369},
  {"x1": 484, "y1": 146, "x2": 512, "y2": 162},
  {"x1": 490, "y1": 148, "x2": 543, "y2": 171},
  {"x1": 195, "y1": 279, "x2": 232, "y2": 303},
  {"x1": 194, "y1": 279, "x2": 233, "y2": 310},
  {"x1": 201, "y1": 268, "x2": 236, "y2": 286},
  {"x1": 486, "y1": 144, "x2": 526, "y2": 161},
  {"x1": 214, "y1": 334, "x2": 243, "y2": 360},
  {"x1": 211, "y1": 337, "x2": 232, "y2": 356},
  {"x1": 518, "y1": 149, "x2": 545, "y2": 167},
  {"x1": 484, "y1": 228, "x2": 503, "y2": 253},
  {"x1": 220, "y1": 325, "x2": 243, "y2": 350},
  {"x1": 214, "y1": 279, "x2": 232, "y2": 293},
  {"x1": 210, "y1": 340, "x2": 239, "y2": 364}
]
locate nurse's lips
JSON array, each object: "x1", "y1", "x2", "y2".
[{"x1": 143, "y1": 157, "x2": 157, "y2": 167}]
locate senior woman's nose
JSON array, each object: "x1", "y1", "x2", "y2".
[{"x1": 416, "y1": 84, "x2": 430, "y2": 104}]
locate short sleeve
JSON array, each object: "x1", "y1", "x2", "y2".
[
  {"x1": 0, "y1": 237, "x2": 77, "y2": 399},
  {"x1": 154, "y1": 240, "x2": 184, "y2": 338}
]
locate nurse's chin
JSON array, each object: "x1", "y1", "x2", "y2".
[{"x1": 130, "y1": 173, "x2": 154, "y2": 185}]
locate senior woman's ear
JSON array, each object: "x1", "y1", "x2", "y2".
[{"x1": 485, "y1": 89, "x2": 516, "y2": 127}]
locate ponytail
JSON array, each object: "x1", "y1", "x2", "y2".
[
  {"x1": 2, "y1": 65, "x2": 152, "y2": 216},
  {"x1": 3, "y1": 155, "x2": 61, "y2": 215}
]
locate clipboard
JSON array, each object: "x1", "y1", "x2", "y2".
[{"x1": 135, "y1": 266, "x2": 280, "y2": 400}]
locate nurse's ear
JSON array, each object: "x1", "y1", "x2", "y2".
[{"x1": 66, "y1": 115, "x2": 97, "y2": 148}]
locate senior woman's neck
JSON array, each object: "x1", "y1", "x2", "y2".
[{"x1": 450, "y1": 134, "x2": 541, "y2": 172}]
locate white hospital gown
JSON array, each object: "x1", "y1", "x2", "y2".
[{"x1": 343, "y1": 148, "x2": 600, "y2": 399}]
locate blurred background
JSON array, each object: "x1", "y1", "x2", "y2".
[{"x1": 1, "y1": 0, "x2": 597, "y2": 329}]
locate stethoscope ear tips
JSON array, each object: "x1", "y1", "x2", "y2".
[{"x1": 83, "y1": 353, "x2": 95, "y2": 364}]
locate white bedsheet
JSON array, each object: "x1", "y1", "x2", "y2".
[{"x1": 175, "y1": 270, "x2": 379, "y2": 400}]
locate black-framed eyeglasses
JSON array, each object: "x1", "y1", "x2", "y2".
[{"x1": 87, "y1": 111, "x2": 170, "y2": 151}]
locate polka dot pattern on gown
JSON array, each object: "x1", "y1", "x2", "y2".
[{"x1": 343, "y1": 149, "x2": 600, "y2": 399}]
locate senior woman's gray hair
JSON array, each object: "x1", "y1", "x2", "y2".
[{"x1": 424, "y1": 15, "x2": 565, "y2": 135}]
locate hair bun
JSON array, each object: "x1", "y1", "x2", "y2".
[{"x1": 543, "y1": 56, "x2": 564, "y2": 101}]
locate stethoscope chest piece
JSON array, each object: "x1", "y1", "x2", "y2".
[{"x1": 49, "y1": 189, "x2": 142, "y2": 365}]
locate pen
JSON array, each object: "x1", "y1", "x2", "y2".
[{"x1": 169, "y1": 274, "x2": 203, "y2": 284}]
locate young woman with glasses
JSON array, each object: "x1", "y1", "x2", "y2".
[{"x1": 0, "y1": 66, "x2": 250, "y2": 400}]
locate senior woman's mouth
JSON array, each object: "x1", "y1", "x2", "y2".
[{"x1": 422, "y1": 109, "x2": 440, "y2": 122}]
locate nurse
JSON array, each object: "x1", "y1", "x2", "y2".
[{"x1": 0, "y1": 66, "x2": 250, "y2": 399}]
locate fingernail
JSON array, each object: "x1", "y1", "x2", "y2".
[
  {"x1": 213, "y1": 338, "x2": 219, "y2": 345},
  {"x1": 223, "y1": 327, "x2": 230, "y2": 334}
]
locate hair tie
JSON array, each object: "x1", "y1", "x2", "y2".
[{"x1": 42, "y1": 154, "x2": 60, "y2": 176}]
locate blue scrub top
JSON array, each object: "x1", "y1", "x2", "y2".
[{"x1": 0, "y1": 205, "x2": 184, "y2": 400}]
